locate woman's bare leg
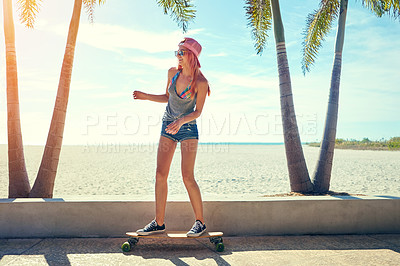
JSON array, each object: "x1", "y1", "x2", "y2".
[
  {"x1": 181, "y1": 139, "x2": 204, "y2": 223},
  {"x1": 155, "y1": 136, "x2": 177, "y2": 225}
]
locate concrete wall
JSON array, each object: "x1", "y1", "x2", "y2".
[{"x1": 1, "y1": 196, "x2": 399, "y2": 238}]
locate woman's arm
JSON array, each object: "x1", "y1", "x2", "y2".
[
  {"x1": 132, "y1": 67, "x2": 177, "y2": 103},
  {"x1": 133, "y1": 91, "x2": 168, "y2": 103}
]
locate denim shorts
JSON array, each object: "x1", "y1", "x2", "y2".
[{"x1": 161, "y1": 121, "x2": 199, "y2": 142}]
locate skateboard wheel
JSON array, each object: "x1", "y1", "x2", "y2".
[
  {"x1": 216, "y1": 242, "x2": 224, "y2": 252},
  {"x1": 121, "y1": 242, "x2": 131, "y2": 252}
]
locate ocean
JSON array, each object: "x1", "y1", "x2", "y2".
[{"x1": 1, "y1": 144, "x2": 399, "y2": 199}]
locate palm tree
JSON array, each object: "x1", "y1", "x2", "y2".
[
  {"x1": 29, "y1": 0, "x2": 85, "y2": 197},
  {"x1": 245, "y1": 0, "x2": 313, "y2": 192},
  {"x1": 8, "y1": 0, "x2": 196, "y2": 198},
  {"x1": 5, "y1": 0, "x2": 106, "y2": 198},
  {"x1": 3, "y1": 0, "x2": 31, "y2": 198},
  {"x1": 302, "y1": 0, "x2": 400, "y2": 192}
]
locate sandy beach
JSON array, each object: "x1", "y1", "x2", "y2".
[{"x1": 0, "y1": 144, "x2": 399, "y2": 199}]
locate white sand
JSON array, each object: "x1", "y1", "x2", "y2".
[{"x1": 0, "y1": 144, "x2": 399, "y2": 199}]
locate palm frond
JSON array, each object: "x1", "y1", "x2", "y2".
[
  {"x1": 244, "y1": 0, "x2": 272, "y2": 55},
  {"x1": 17, "y1": 0, "x2": 42, "y2": 28},
  {"x1": 301, "y1": 0, "x2": 340, "y2": 75},
  {"x1": 360, "y1": 0, "x2": 400, "y2": 20},
  {"x1": 391, "y1": 0, "x2": 400, "y2": 20},
  {"x1": 83, "y1": 0, "x2": 106, "y2": 23},
  {"x1": 157, "y1": 0, "x2": 196, "y2": 33},
  {"x1": 361, "y1": 0, "x2": 388, "y2": 16}
]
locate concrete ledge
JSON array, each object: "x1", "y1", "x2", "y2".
[{"x1": 1, "y1": 196, "x2": 399, "y2": 238}]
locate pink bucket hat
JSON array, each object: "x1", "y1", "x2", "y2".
[{"x1": 179, "y1": 37, "x2": 202, "y2": 67}]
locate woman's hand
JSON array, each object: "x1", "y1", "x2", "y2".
[
  {"x1": 165, "y1": 119, "x2": 184, "y2": 135},
  {"x1": 133, "y1": 91, "x2": 147, "y2": 100}
]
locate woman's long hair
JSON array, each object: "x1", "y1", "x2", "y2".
[{"x1": 179, "y1": 50, "x2": 210, "y2": 96}]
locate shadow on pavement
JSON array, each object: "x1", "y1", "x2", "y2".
[
  {"x1": 225, "y1": 234, "x2": 400, "y2": 253},
  {"x1": 1, "y1": 234, "x2": 399, "y2": 265},
  {"x1": 0, "y1": 238, "x2": 231, "y2": 266},
  {"x1": 122, "y1": 237, "x2": 232, "y2": 265}
]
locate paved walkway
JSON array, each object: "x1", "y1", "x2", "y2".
[{"x1": 1, "y1": 234, "x2": 400, "y2": 265}]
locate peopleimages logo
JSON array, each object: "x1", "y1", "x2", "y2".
[
  {"x1": 82, "y1": 113, "x2": 160, "y2": 136},
  {"x1": 80, "y1": 112, "x2": 317, "y2": 154},
  {"x1": 81, "y1": 112, "x2": 318, "y2": 137}
]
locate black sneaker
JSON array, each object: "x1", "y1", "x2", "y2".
[
  {"x1": 136, "y1": 219, "x2": 166, "y2": 235},
  {"x1": 186, "y1": 220, "x2": 207, "y2": 237}
]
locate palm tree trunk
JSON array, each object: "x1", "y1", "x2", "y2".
[
  {"x1": 270, "y1": 0, "x2": 313, "y2": 192},
  {"x1": 3, "y1": 0, "x2": 31, "y2": 198},
  {"x1": 312, "y1": 0, "x2": 348, "y2": 192},
  {"x1": 30, "y1": 0, "x2": 83, "y2": 198}
]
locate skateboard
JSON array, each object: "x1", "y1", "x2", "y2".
[{"x1": 121, "y1": 231, "x2": 224, "y2": 252}]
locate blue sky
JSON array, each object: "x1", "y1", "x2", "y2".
[{"x1": 0, "y1": 0, "x2": 399, "y2": 145}]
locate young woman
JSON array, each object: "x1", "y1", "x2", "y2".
[{"x1": 132, "y1": 38, "x2": 210, "y2": 237}]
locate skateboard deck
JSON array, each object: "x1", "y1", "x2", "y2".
[{"x1": 122, "y1": 231, "x2": 224, "y2": 252}]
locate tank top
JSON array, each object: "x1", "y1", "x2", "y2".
[{"x1": 163, "y1": 70, "x2": 197, "y2": 124}]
